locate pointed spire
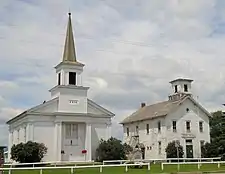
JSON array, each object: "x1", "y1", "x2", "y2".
[{"x1": 62, "y1": 12, "x2": 77, "y2": 62}]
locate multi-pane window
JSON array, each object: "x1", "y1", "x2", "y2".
[
  {"x1": 199, "y1": 121, "x2": 203, "y2": 132},
  {"x1": 158, "y1": 141, "x2": 162, "y2": 155},
  {"x1": 146, "y1": 124, "x2": 149, "y2": 134},
  {"x1": 126, "y1": 127, "x2": 129, "y2": 136},
  {"x1": 158, "y1": 121, "x2": 161, "y2": 133},
  {"x1": 65, "y1": 123, "x2": 78, "y2": 139},
  {"x1": 184, "y1": 84, "x2": 188, "y2": 92},
  {"x1": 172, "y1": 121, "x2": 177, "y2": 132},
  {"x1": 186, "y1": 121, "x2": 191, "y2": 132}
]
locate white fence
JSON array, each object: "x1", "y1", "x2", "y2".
[
  {"x1": 103, "y1": 157, "x2": 221, "y2": 165},
  {"x1": 1, "y1": 163, "x2": 150, "y2": 174},
  {"x1": 161, "y1": 160, "x2": 225, "y2": 171},
  {"x1": 4, "y1": 160, "x2": 95, "y2": 168}
]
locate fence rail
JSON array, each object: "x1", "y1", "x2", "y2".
[
  {"x1": 1, "y1": 163, "x2": 150, "y2": 174},
  {"x1": 103, "y1": 157, "x2": 221, "y2": 165},
  {"x1": 161, "y1": 160, "x2": 225, "y2": 171},
  {"x1": 4, "y1": 160, "x2": 95, "y2": 168}
]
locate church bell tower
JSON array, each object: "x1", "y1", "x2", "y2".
[
  {"x1": 49, "y1": 13, "x2": 89, "y2": 113},
  {"x1": 168, "y1": 78, "x2": 193, "y2": 101}
]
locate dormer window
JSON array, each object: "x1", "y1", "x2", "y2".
[
  {"x1": 174, "y1": 85, "x2": 178, "y2": 93},
  {"x1": 184, "y1": 84, "x2": 188, "y2": 92},
  {"x1": 69, "y1": 72, "x2": 76, "y2": 85}
]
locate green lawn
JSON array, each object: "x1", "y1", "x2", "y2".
[{"x1": 1, "y1": 163, "x2": 225, "y2": 174}]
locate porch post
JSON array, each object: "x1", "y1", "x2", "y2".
[{"x1": 85, "y1": 123, "x2": 92, "y2": 161}]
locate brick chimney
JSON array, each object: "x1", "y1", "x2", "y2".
[{"x1": 141, "y1": 102, "x2": 146, "y2": 108}]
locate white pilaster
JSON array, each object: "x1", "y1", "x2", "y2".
[
  {"x1": 27, "y1": 123, "x2": 34, "y2": 141},
  {"x1": 54, "y1": 122, "x2": 62, "y2": 161},
  {"x1": 8, "y1": 131, "x2": 12, "y2": 162},
  {"x1": 85, "y1": 123, "x2": 92, "y2": 161}
]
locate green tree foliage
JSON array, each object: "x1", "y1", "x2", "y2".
[
  {"x1": 202, "y1": 111, "x2": 225, "y2": 159},
  {"x1": 165, "y1": 141, "x2": 184, "y2": 158},
  {"x1": 11, "y1": 141, "x2": 47, "y2": 163},
  {"x1": 96, "y1": 137, "x2": 133, "y2": 162}
]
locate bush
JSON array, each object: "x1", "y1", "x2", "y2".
[
  {"x1": 96, "y1": 137, "x2": 132, "y2": 162},
  {"x1": 11, "y1": 141, "x2": 47, "y2": 163},
  {"x1": 165, "y1": 141, "x2": 184, "y2": 159}
]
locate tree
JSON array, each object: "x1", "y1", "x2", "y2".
[
  {"x1": 96, "y1": 137, "x2": 132, "y2": 162},
  {"x1": 201, "y1": 142, "x2": 219, "y2": 158},
  {"x1": 165, "y1": 141, "x2": 184, "y2": 158},
  {"x1": 202, "y1": 111, "x2": 225, "y2": 159},
  {"x1": 11, "y1": 141, "x2": 47, "y2": 163}
]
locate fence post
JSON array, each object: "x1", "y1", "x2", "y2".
[
  {"x1": 100, "y1": 166, "x2": 103, "y2": 173},
  {"x1": 40, "y1": 169, "x2": 43, "y2": 174},
  {"x1": 9, "y1": 169, "x2": 11, "y2": 174},
  {"x1": 198, "y1": 163, "x2": 200, "y2": 170},
  {"x1": 71, "y1": 167, "x2": 74, "y2": 174},
  {"x1": 125, "y1": 165, "x2": 128, "y2": 172},
  {"x1": 161, "y1": 163, "x2": 164, "y2": 171},
  {"x1": 218, "y1": 162, "x2": 220, "y2": 168},
  {"x1": 147, "y1": 163, "x2": 150, "y2": 170}
]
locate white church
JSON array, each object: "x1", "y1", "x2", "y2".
[
  {"x1": 6, "y1": 13, "x2": 115, "y2": 162},
  {"x1": 121, "y1": 78, "x2": 211, "y2": 159}
]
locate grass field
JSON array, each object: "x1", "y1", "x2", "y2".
[{"x1": 1, "y1": 163, "x2": 225, "y2": 174}]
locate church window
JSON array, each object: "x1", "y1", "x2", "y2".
[
  {"x1": 69, "y1": 72, "x2": 76, "y2": 85},
  {"x1": 186, "y1": 121, "x2": 191, "y2": 132},
  {"x1": 65, "y1": 123, "x2": 78, "y2": 139},
  {"x1": 146, "y1": 124, "x2": 149, "y2": 134},
  {"x1": 158, "y1": 141, "x2": 162, "y2": 155},
  {"x1": 172, "y1": 121, "x2": 177, "y2": 132},
  {"x1": 158, "y1": 121, "x2": 161, "y2": 133},
  {"x1": 174, "y1": 85, "x2": 178, "y2": 93},
  {"x1": 184, "y1": 84, "x2": 188, "y2": 92},
  {"x1": 126, "y1": 127, "x2": 129, "y2": 136},
  {"x1": 58, "y1": 73, "x2": 61, "y2": 85},
  {"x1": 199, "y1": 121, "x2": 203, "y2": 132}
]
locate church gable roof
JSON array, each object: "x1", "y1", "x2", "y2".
[
  {"x1": 6, "y1": 97, "x2": 59, "y2": 124},
  {"x1": 87, "y1": 99, "x2": 115, "y2": 117},
  {"x1": 120, "y1": 96, "x2": 211, "y2": 124},
  {"x1": 28, "y1": 97, "x2": 59, "y2": 113},
  {"x1": 7, "y1": 97, "x2": 114, "y2": 124}
]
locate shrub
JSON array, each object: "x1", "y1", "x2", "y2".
[
  {"x1": 165, "y1": 140, "x2": 184, "y2": 159},
  {"x1": 96, "y1": 137, "x2": 132, "y2": 162},
  {"x1": 11, "y1": 141, "x2": 47, "y2": 163}
]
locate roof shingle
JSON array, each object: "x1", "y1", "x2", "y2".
[{"x1": 120, "y1": 99, "x2": 181, "y2": 124}]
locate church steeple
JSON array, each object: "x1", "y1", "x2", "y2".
[
  {"x1": 62, "y1": 12, "x2": 77, "y2": 62},
  {"x1": 49, "y1": 13, "x2": 89, "y2": 110}
]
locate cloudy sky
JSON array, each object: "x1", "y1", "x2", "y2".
[{"x1": 0, "y1": 0, "x2": 225, "y2": 145}]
